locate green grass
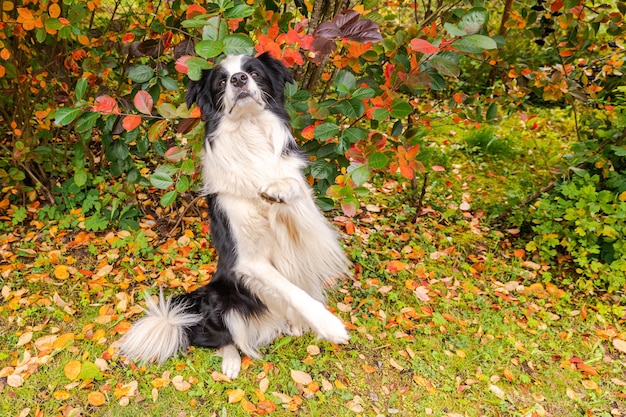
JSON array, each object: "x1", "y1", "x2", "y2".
[{"x1": 1, "y1": 110, "x2": 625, "y2": 416}]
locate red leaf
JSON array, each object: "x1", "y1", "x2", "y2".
[
  {"x1": 186, "y1": 4, "x2": 206, "y2": 19},
  {"x1": 92, "y1": 95, "x2": 120, "y2": 115},
  {"x1": 175, "y1": 56, "x2": 191, "y2": 74},
  {"x1": 122, "y1": 115, "x2": 142, "y2": 132},
  {"x1": 431, "y1": 165, "x2": 445, "y2": 172},
  {"x1": 410, "y1": 38, "x2": 440, "y2": 54},
  {"x1": 134, "y1": 90, "x2": 153, "y2": 115}
]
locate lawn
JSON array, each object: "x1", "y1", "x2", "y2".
[{"x1": 1, "y1": 111, "x2": 625, "y2": 417}]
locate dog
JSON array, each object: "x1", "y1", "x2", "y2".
[{"x1": 119, "y1": 52, "x2": 351, "y2": 379}]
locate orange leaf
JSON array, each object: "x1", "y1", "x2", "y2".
[
  {"x1": 410, "y1": 38, "x2": 440, "y2": 54},
  {"x1": 186, "y1": 4, "x2": 207, "y2": 19},
  {"x1": 241, "y1": 398, "x2": 257, "y2": 412},
  {"x1": 576, "y1": 362, "x2": 599, "y2": 377},
  {"x1": 386, "y1": 260, "x2": 406, "y2": 273},
  {"x1": 54, "y1": 264, "x2": 69, "y2": 280},
  {"x1": 87, "y1": 391, "x2": 106, "y2": 406},
  {"x1": 49, "y1": 3, "x2": 61, "y2": 18},
  {"x1": 122, "y1": 115, "x2": 142, "y2": 132},
  {"x1": 64, "y1": 360, "x2": 82, "y2": 380},
  {"x1": 92, "y1": 95, "x2": 119, "y2": 115}
]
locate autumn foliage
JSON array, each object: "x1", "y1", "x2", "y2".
[{"x1": 0, "y1": 0, "x2": 625, "y2": 287}]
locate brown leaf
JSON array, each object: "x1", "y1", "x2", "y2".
[{"x1": 613, "y1": 338, "x2": 626, "y2": 354}]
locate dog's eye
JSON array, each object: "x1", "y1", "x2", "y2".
[
  {"x1": 250, "y1": 71, "x2": 259, "y2": 78},
  {"x1": 219, "y1": 80, "x2": 226, "y2": 87}
]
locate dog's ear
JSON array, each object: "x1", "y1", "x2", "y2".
[
  {"x1": 257, "y1": 52, "x2": 294, "y2": 88},
  {"x1": 186, "y1": 69, "x2": 214, "y2": 117}
]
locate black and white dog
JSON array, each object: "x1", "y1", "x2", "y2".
[{"x1": 120, "y1": 53, "x2": 351, "y2": 379}]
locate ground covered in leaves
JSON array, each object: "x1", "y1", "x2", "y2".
[{"x1": 1, "y1": 113, "x2": 626, "y2": 417}]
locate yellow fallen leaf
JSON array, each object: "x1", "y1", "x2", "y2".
[
  {"x1": 228, "y1": 388, "x2": 245, "y2": 403},
  {"x1": 151, "y1": 377, "x2": 170, "y2": 388},
  {"x1": 241, "y1": 398, "x2": 257, "y2": 412},
  {"x1": 87, "y1": 391, "x2": 106, "y2": 406},
  {"x1": 582, "y1": 379, "x2": 599, "y2": 390},
  {"x1": 52, "y1": 333, "x2": 75, "y2": 350},
  {"x1": 64, "y1": 360, "x2": 81, "y2": 381},
  {"x1": 290, "y1": 369, "x2": 312, "y2": 385},
  {"x1": 54, "y1": 264, "x2": 69, "y2": 280},
  {"x1": 53, "y1": 390, "x2": 72, "y2": 400}
]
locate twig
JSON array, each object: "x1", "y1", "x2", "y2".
[{"x1": 165, "y1": 195, "x2": 204, "y2": 238}]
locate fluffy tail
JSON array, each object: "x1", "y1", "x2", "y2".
[{"x1": 119, "y1": 290, "x2": 202, "y2": 364}]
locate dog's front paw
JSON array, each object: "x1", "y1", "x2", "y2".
[
  {"x1": 311, "y1": 309, "x2": 349, "y2": 345},
  {"x1": 259, "y1": 179, "x2": 302, "y2": 204},
  {"x1": 218, "y1": 344, "x2": 241, "y2": 379}
]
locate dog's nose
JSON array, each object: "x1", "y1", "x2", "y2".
[{"x1": 230, "y1": 72, "x2": 248, "y2": 88}]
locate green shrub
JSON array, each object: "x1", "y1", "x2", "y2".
[{"x1": 526, "y1": 172, "x2": 626, "y2": 292}]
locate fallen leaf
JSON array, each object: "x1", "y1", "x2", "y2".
[
  {"x1": 489, "y1": 384, "x2": 506, "y2": 400},
  {"x1": 172, "y1": 375, "x2": 191, "y2": 392},
  {"x1": 7, "y1": 374, "x2": 24, "y2": 388},
  {"x1": 613, "y1": 338, "x2": 626, "y2": 354},
  {"x1": 291, "y1": 369, "x2": 312, "y2": 385},
  {"x1": 64, "y1": 360, "x2": 81, "y2": 381},
  {"x1": 88, "y1": 391, "x2": 107, "y2": 406},
  {"x1": 306, "y1": 345, "x2": 320, "y2": 355},
  {"x1": 54, "y1": 264, "x2": 69, "y2": 280},
  {"x1": 228, "y1": 388, "x2": 245, "y2": 403},
  {"x1": 17, "y1": 331, "x2": 33, "y2": 347}
]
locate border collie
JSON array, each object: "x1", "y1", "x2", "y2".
[{"x1": 120, "y1": 52, "x2": 351, "y2": 379}]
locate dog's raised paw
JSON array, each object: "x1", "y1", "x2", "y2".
[{"x1": 259, "y1": 179, "x2": 302, "y2": 204}]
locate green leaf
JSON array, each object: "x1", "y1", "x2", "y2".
[
  {"x1": 372, "y1": 108, "x2": 389, "y2": 121},
  {"x1": 78, "y1": 361, "x2": 103, "y2": 381},
  {"x1": 195, "y1": 39, "x2": 225, "y2": 59},
  {"x1": 73, "y1": 169, "x2": 88, "y2": 187},
  {"x1": 444, "y1": 23, "x2": 466, "y2": 37},
  {"x1": 223, "y1": 34, "x2": 255, "y2": 56},
  {"x1": 160, "y1": 190, "x2": 178, "y2": 206},
  {"x1": 310, "y1": 160, "x2": 335, "y2": 179},
  {"x1": 202, "y1": 16, "x2": 227, "y2": 41},
  {"x1": 175, "y1": 175, "x2": 191, "y2": 193},
  {"x1": 128, "y1": 65, "x2": 154, "y2": 83},
  {"x1": 314, "y1": 123, "x2": 340, "y2": 141},
  {"x1": 335, "y1": 71, "x2": 356, "y2": 95},
  {"x1": 157, "y1": 103, "x2": 178, "y2": 119},
  {"x1": 391, "y1": 99, "x2": 413, "y2": 119},
  {"x1": 160, "y1": 76, "x2": 179, "y2": 91},
  {"x1": 350, "y1": 165, "x2": 370, "y2": 186},
  {"x1": 430, "y1": 57, "x2": 460, "y2": 77},
  {"x1": 453, "y1": 35, "x2": 498, "y2": 53},
  {"x1": 351, "y1": 87, "x2": 376, "y2": 100},
  {"x1": 54, "y1": 108, "x2": 83, "y2": 126},
  {"x1": 74, "y1": 112, "x2": 100, "y2": 136},
  {"x1": 486, "y1": 102, "x2": 498, "y2": 122},
  {"x1": 342, "y1": 127, "x2": 368, "y2": 143},
  {"x1": 186, "y1": 57, "x2": 212, "y2": 81},
  {"x1": 75, "y1": 78, "x2": 88, "y2": 101},
  {"x1": 458, "y1": 7, "x2": 489, "y2": 35},
  {"x1": 368, "y1": 152, "x2": 389, "y2": 169},
  {"x1": 334, "y1": 98, "x2": 365, "y2": 118},
  {"x1": 225, "y1": 4, "x2": 254, "y2": 18},
  {"x1": 150, "y1": 171, "x2": 174, "y2": 189}
]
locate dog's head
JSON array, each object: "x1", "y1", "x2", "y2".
[{"x1": 186, "y1": 52, "x2": 294, "y2": 119}]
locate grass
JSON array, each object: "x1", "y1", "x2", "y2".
[{"x1": 1, "y1": 110, "x2": 625, "y2": 417}]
